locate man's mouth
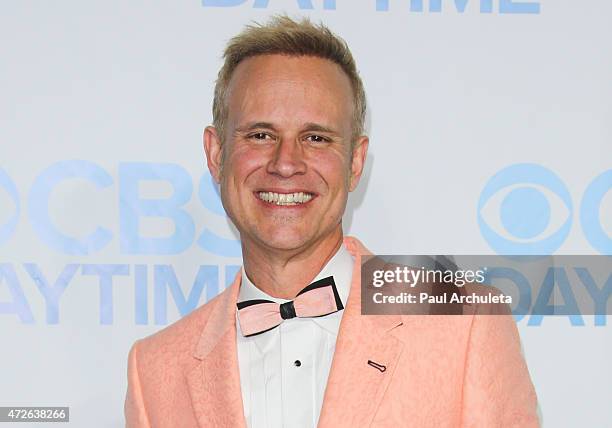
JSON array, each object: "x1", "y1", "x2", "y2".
[{"x1": 256, "y1": 191, "x2": 314, "y2": 206}]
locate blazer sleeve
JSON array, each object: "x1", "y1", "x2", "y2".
[
  {"x1": 460, "y1": 313, "x2": 540, "y2": 427},
  {"x1": 125, "y1": 341, "x2": 151, "y2": 428}
]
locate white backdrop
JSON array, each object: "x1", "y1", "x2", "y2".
[{"x1": 1, "y1": 1, "x2": 611, "y2": 427}]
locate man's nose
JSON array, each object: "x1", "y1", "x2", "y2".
[{"x1": 266, "y1": 138, "x2": 307, "y2": 177}]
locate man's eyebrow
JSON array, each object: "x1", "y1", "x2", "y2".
[
  {"x1": 301, "y1": 123, "x2": 339, "y2": 134},
  {"x1": 234, "y1": 122, "x2": 339, "y2": 135},
  {"x1": 235, "y1": 122, "x2": 277, "y2": 133}
]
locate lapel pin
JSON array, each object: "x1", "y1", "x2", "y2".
[{"x1": 367, "y1": 360, "x2": 387, "y2": 373}]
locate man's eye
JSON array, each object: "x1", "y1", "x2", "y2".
[
  {"x1": 249, "y1": 132, "x2": 273, "y2": 140},
  {"x1": 306, "y1": 135, "x2": 329, "y2": 143}
]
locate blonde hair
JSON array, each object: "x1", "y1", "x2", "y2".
[{"x1": 212, "y1": 15, "x2": 366, "y2": 144}]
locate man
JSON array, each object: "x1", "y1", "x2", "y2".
[{"x1": 125, "y1": 16, "x2": 538, "y2": 428}]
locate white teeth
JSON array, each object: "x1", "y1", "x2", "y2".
[{"x1": 257, "y1": 191, "x2": 313, "y2": 206}]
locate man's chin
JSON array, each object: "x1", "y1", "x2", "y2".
[{"x1": 253, "y1": 230, "x2": 313, "y2": 252}]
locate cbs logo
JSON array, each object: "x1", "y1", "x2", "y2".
[
  {"x1": 0, "y1": 162, "x2": 241, "y2": 256},
  {"x1": 478, "y1": 163, "x2": 612, "y2": 255}
]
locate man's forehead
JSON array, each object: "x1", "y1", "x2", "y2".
[
  {"x1": 227, "y1": 54, "x2": 352, "y2": 98},
  {"x1": 232, "y1": 53, "x2": 344, "y2": 78},
  {"x1": 225, "y1": 54, "x2": 354, "y2": 128}
]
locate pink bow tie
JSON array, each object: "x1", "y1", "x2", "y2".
[{"x1": 236, "y1": 276, "x2": 344, "y2": 337}]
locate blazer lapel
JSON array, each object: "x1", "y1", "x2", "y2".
[
  {"x1": 186, "y1": 271, "x2": 247, "y2": 428},
  {"x1": 318, "y1": 238, "x2": 405, "y2": 427}
]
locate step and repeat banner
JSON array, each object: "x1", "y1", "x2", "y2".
[{"x1": 1, "y1": 1, "x2": 611, "y2": 427}]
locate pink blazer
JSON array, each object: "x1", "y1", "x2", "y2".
[{"x1": 125, "y1": 236, "x2": 539, "y2": 427}]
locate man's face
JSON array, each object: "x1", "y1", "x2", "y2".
[{"x1": 205, "y1": 54, "x2": 368, "y2": 252}]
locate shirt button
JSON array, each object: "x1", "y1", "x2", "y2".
[{"x1": 294, "y1": 360, "x2": 302, "y2": 367}]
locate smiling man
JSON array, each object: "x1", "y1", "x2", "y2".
[{"x1": 124, "y1": 16, "x2": 539, "y2": 428}]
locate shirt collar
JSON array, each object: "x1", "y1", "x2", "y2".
[{"x1": 237, "y1": 242, "x2": 354, "y2": 335}]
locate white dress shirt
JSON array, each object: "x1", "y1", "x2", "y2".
[{"x1": 236, "y1": 244, "x2": 354, "y2": 428}]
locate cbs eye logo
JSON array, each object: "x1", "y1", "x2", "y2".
[{"x1": 478, "y1": 163, "x2": 612, "y2": 255}]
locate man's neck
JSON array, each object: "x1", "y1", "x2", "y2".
[{"x1": 241, "y1": 228, "x2": 344, "y2": 300}]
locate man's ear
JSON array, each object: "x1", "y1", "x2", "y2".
[
  {"x1": 203, "y1": 126, "x2": 223, "y2": 183},
  {"x1": 349, "y1": 135, "x2": 369, "y2": 192}
]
